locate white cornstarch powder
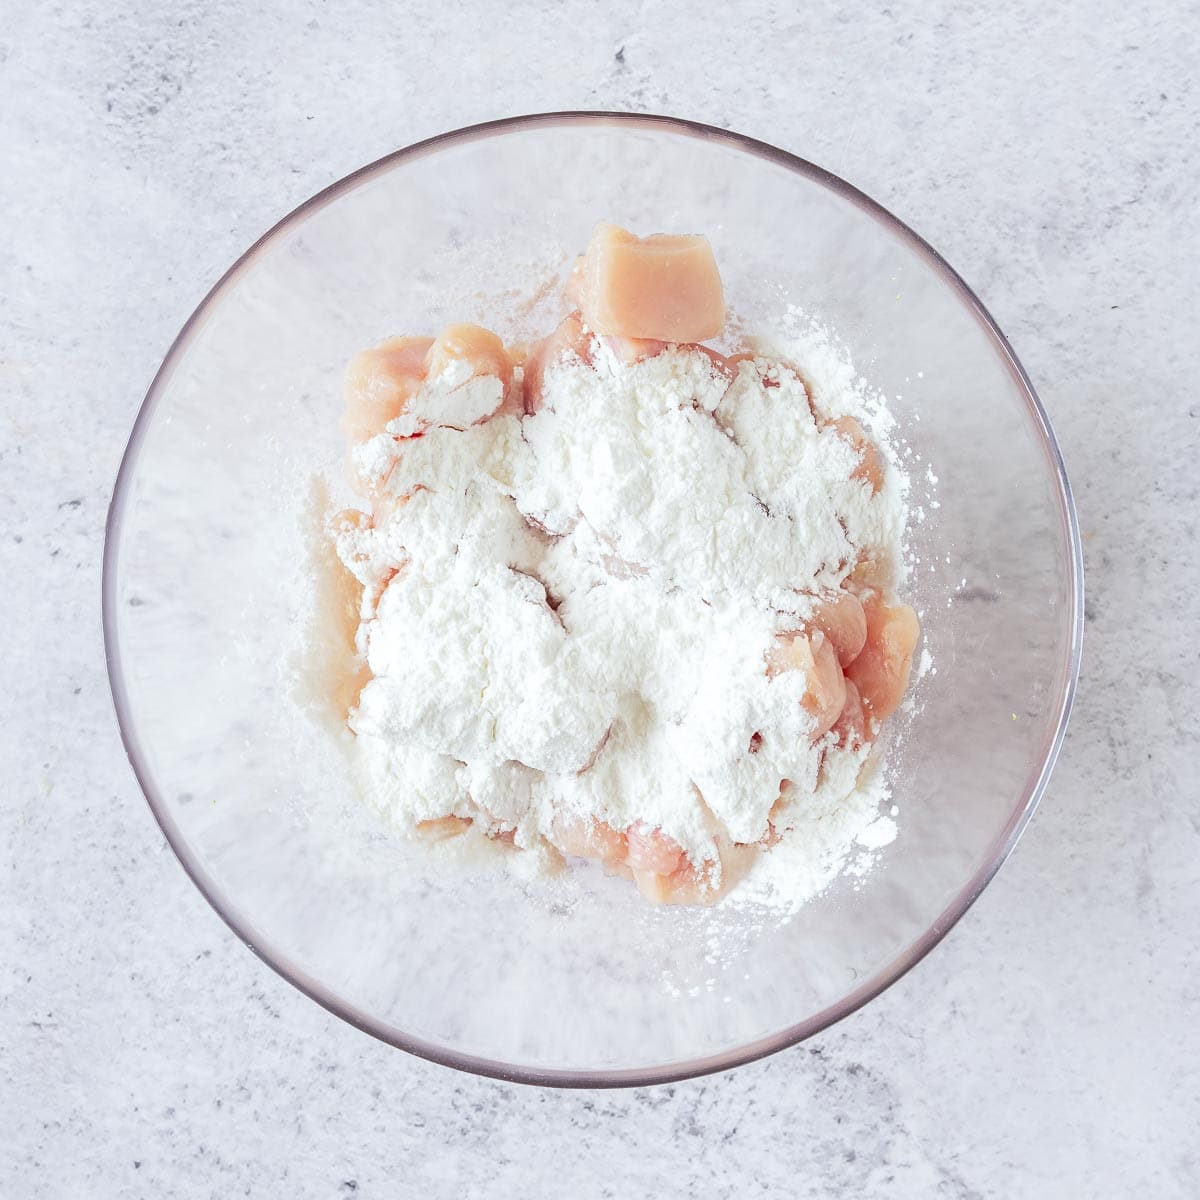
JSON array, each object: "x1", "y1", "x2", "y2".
[{"x1": 333, "y1": 331, "x2": 909, "y2": 907}]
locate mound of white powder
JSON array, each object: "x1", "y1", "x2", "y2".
[{"x1": 332, "y1": 331, "x2": 909, "y2": 906}]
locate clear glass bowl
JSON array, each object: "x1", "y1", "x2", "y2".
[{"x1": 104, "y1": 113, "x2": 1082, "y2": 1086}]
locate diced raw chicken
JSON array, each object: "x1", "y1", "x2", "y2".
[
  {"x1": 424, "y1": 323, "x2": 513, "y2": 398},
  {"x1": 761, "y1": 787, "x2": 792, "y2": 847},
  {"x1": 341, "y1": 335, "x2": 434, "y2": 443},
  {"x1": 415, "y1": 815, "x2": 473, "y2": 841},
  {"x1": 805, "y1": 635, "x2": 848, "y2": 738},
  {"x1": 307, "y1": 494, "x2": 372, "y2": 724},
  {"x1": 827, "y1": 415, "x2": 885, "y2": 493},
  {"x1": 809, "y1": 591, "x2": 868, "y2": 667},
  {"x1": 522, "y1": 311, "x2": 594, "y2": 414},
  {"x1": 497, "y1": 349, "x2": 531, "y2": 418},
  {"x1": 625, "y1": 821, "x2": 686, "y2": 875},
  {"x1": 342, "y1": 325, "x2": 513, "y2": 443},
  {"x1": 329, "y1": 507, "x2": 371, "y2": 535},
  {"x1": 633, "y1": 860, "x2": 709, "y2": 905},
  {"x1": 846, "y1": 558, "x2": 873, "y2": 589},
  {"x1": 502, "y1": 341, "x2": 531, "y2": 412},
  {"x1": 832, "y1": 677, "x2": 867, "y2": 750},
  {"x1": 332, "y1": 226, "x2": 919, "y2": 908},
  {"x1": 765, "y1": 630, "x2": 847, "y2": 739},
  {"x1": 541, "y1": 818, "x2": 714, "y2": 904},
  {"x1": 567, "y1": 222, "x2": 725, "y2": 342},
  {"x1": 845, "y1": 595, "x2": 921, "y2": 722},
  {"x1": 550, "y1": 810, "x2": 627, "y2": 863}
]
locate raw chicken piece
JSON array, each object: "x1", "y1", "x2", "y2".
[
  {"x1": 846, "y1": 595, "x2": 921, "y2": 722},
  {"x1": 330, "y1": 224, "x2": 919, "y2": 908},
  {"x1": 329, "y1": 507, "x2": 371, "y2": 535},
  {"x1": 619, "y1": 820, "x2": 720, "y2": 902},
  {"x1": 827, "y1": 415, "x2": 885, "y2": 493},
  {"x1": 633, "y1": 861, "x2": 709, "y2": 905},
  {"x1": 522, "y1": 311, "x2": 594, "y2": 414},
  {"x1": 567, "y1": 222, "x2": 725, "y2": 342},
  {"x1": 832, "y1": 677, "x2": 867, "y2": 750},
  {"x1": 305, "y1": 494, "x2": 372, "y2": 725},
  {"x1": 762, "y1": 786, "x2": 793, "y2": 847},
  {"x1": 809, "y1": 591, "x2": 868, "y2": 667},
  {"x1": 342, "y1": 325, "x2": 513, "y2": 443},
  {"x1": 846, "y1": 555, "x2": 887, "y2": 591},
  {"x1": 424, "y1": 323, "x2": 513, "y2": 398},
  {"x1": 625, "y1": 822, "x2": 685, "y2": 875},
  {"x1": 415, "y1": 815, "x2": 473, "y2": 841},
  {"x1": 501, "y1": 341, "x2": 532, "y2": 414},
  {"x1": 341, "y1": 335, "x2": 434, "y2": 443},
  {"x1": 550, "y1": 810, "x2": 627, "y2": 863},
  {"x1": 766, "y1": 630, "x2": 847, "y2": 739}
]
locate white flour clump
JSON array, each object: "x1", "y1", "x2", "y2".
[{"x1": 333, "y1": 333, "x2": 909, "y2": 907}]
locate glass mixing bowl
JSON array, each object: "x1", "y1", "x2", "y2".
[{"x1": 104, "y1": 113, "x2": 1082, "y2": 1086}]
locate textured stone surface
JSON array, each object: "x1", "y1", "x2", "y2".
[{"x1": 2, "y1": 1, "x2": 1197, "y2": 1196}]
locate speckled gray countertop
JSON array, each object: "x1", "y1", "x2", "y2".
[{"x1": 3, "y1": 2, "x2": 1197, "y2": 1196}]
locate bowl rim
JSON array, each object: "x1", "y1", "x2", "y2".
[{"x1": 103, "y1": 110, "x2": 1084, "y2": 1089}]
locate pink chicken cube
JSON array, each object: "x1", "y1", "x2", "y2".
[
  {"x1": 845, "y1": 595, "x2": 921, "y2": 722},
  {"x1": 522, "y1": 311, "x2": 594, "y2": 414},
  {"x1": 827, "y1": 415, "x2": 885, "y2": 494},
  {"x1": 415, "y1": 815, "x2": 473, "y2": 841},
  {"x1": 765, "y1": 630, "x2": 848, "y2": 740},
  {"x1": 567, "y1": 222, "x2": 725, "y2": 343},
  {"x1": 632, "y1": 861, "x2": 708, "y2": 906},
  {"x1": 809, "y1": 591, "x2": 868, "y2": 668},
  {"x1": 341, "y1": 335, "x2": 434, "y2": 443},
  {"x1": 550, "y1": 810, "x2": 627, "y2": 864},
  {"x1": 341, "y1": 325, "x2": 512, "y2": 443},
  {"x1": 424, "y1": 323, "x2": 513, "y2": 398},
  {"x1": 832, "y1": 677, "x2": 867, "y2": 750},
  {"x1": 624, "y1": 821, "x2": 686, "y2": 875}
]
